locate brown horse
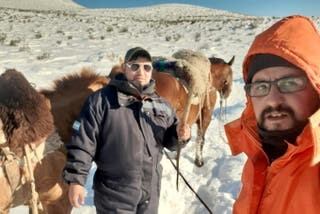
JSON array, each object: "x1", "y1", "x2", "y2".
[
  {"x1": 41, "y1": 68, "x2": 109, "y2": 143},
  {"x1": 155, "y1": 56, "x2": 234, "y2": 167},
  {"x1": 109, "y1": 55, "x2": 234, "y2": 166},
  {"x1": 0, "y1": 69, "x2": 72, "y2": 213}
]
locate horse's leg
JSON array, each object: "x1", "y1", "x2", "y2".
[
  {"x1": 28, "y1": 208, "x2": 44, "y2": 214},
  {"x1": 195, "y1": 120, "x2": 205, "y2": 167},
  {"x1": 38, "y1": 179, "x2": 72, "y2": 214},
  {"x1": 44, "y1": 193, "x2": 72, "y2": 214},
  {"x1": 1, "y1": 208, "x2": 9, "y2": 214},
  {"x1": 194, "y1": 93, "x2": 217, "y2": 167},
  {"x1": 0, "y1": 177, "x2": 14, "y2": 214},
  {"x1": 35, "y1": 151, "x2": 72, "y2": 214}
]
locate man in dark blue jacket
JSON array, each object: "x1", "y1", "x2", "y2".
[{"x1": 63, "y1": 47, "x2": 191, "y2": 213}]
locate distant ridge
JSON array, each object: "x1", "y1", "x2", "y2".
[
  {"x1": 145, "y1": 3, "x2": 254, "y2": 16},
  {"x1": 0, "y1": 0, "x2": 84, "y2": 11},
  {"x1": 90, "y1": 3, "x2": 250, "y2": 19}
]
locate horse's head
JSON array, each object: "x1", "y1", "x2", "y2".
[{"x1": 209, "y1": 56, "x2": 234, "y2": 99}]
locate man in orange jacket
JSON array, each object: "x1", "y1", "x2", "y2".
[{"x1": 225, "y1": 16, "x2": 320, "y2": 214}]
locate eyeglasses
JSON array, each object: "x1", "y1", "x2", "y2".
[
  {"x1": 126, "y1": 62, "x2": 153, "y2": 72},
  {"x1": 244, "y1": 76, "x2": 308, "y2": 97}
]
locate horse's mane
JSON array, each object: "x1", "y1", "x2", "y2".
[
  {"x1": 208, "y1": 57, "x2": 227, "y2": 65},
  {"x1": 0, "y1": 69, "x2": 54, "y2": 156},
  {"x1": 41, "y1": 68, "x2": 109, "y2": 98},
  {"x1": 40, "y1": 68, "x2": 109, "y2": 143}
]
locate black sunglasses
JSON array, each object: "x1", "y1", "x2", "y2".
[
  {"x1": 126, "y1": 62, "x2": 153, "y2": 72},
  {"x1": 244, "y1": 76, "x2": 308, "y2": 97}
]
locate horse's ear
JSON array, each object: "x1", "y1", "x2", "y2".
[{"x1": 228, "y1": 56, "x2": 235, "y2": 66}]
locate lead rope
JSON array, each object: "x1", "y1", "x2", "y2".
[
  {"x1": 219, "y1": 92, "x2": 223, "y2": 121},
  {"x1": 24, "y1": 144, "x2": 43, "y2": 214},
  {"x1": 176, "y1": 91, "x2": 193, "y2": 191},
  {"x1": 218, "y1": 95, "x2": 229, "y2": 144},
  {"x1": 164, "y1": 150, "x2": 213, "y2": 214}
]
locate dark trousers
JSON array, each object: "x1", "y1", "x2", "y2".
[{"x1": 94, "y1": 189, "x2": 158, "y2": 214}]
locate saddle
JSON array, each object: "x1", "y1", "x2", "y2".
[{"x1": 153, "y1": 49, "x2": 211, "y2": 105}]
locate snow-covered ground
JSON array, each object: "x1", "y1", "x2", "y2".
[{"x1": 1, "y1": 2, "x2": 319, "y2": 214}]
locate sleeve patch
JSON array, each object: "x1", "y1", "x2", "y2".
[{"x1": 72, "y1": 120, "x2": 81, "y2": 131}]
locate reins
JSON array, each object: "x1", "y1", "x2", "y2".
[
  {"x1": 175, "y1": 70, "x2": 214, "y2": 191},
  {"x1": 0, "y1": 127, "x2": 63, "y2": 214},
  {"x1": 219, "y1": 91, "x2": 227, "y2": 122},
  {"x1": 0, "y1": 142, "x2": 44, "y2": 214},
  {"x1": 176, "y1": 91, "x2": 193, "y2": 191},
  {"x1": 164, "y1": 150, "x2": 213, "y2": 214}
]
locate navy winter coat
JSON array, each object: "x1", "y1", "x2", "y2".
[{"x1": 63, "y1": 76, "x2": 180, "y2": 213}]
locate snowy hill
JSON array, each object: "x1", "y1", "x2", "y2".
[
  {"x1": 0, "y1": 0, "x2": 83, "y2": 11},
  {"x1": 1, "y1": 2, "x2": 319, "y2": 214},
  {"x1": 88, "y1": 3, "x2": 251, "y2": 20}
]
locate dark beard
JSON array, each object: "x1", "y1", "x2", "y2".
[{"x1": 258, "y1": 122, "x2": 306, "y2": 163}]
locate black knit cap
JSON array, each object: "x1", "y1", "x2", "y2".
[
  {"x1": 124, "y1": 47, "x2": 152, "y2": 62},
  {"x1": 247, "y1": 54, "x2": 299, "y2": 83}
]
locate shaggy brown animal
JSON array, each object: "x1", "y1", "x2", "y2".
[
  {"x1": 41, "y1": 68, "x2": 109, "y2": 143},
  {"x1": 0, "y1": 69, "x2": 54, "y2": 157},
  {"x1": 0, "y1": 69, "x2": 71, "y2": 213}
]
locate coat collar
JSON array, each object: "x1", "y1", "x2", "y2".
[
  {"x1": 225, "y1": 108, "x2": 320, "y2": 165},
  {"x1": 109, "y1": 74, "x2": 156, "y2": 107}
]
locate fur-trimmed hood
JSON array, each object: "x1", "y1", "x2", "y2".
[
  {"x1": 224, "y1": 15, "x2": 320, "y2": 214},
  {"x1": 225, "y1": 16, "x2": 320, "y2": 164}
]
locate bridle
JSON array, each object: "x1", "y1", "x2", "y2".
[{"x1": 0, "y1": 123, "x2": 63, "y2": 214}]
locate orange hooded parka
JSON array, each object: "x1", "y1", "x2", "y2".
[{"x1": 225, "y1": 15, "x2": 320, "y2": 214}]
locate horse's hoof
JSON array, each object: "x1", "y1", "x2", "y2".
[{"x1": 194, "y1": 159, "x2": 204, "y2": 167}]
